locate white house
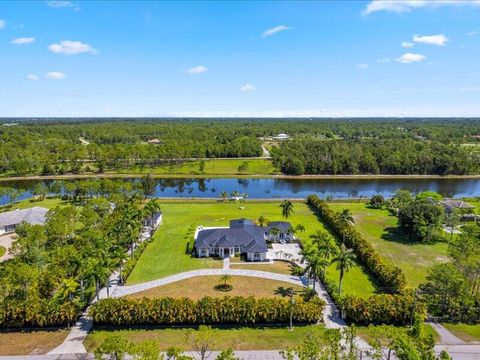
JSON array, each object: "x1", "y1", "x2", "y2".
[
  {"x1": 273, "y1": 133, "x2": 290, "y2": 140},
  {"x1": 0, "y1": 206, "x2": 49, "y2": 235}
]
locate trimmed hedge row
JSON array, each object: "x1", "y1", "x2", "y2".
[
  {"x1": 306, "y1": 194, "x2": 407, "y2": 292},
  {"x1": 0, "y1": 299, "x2": 79, "y2": 328},
  {"x1": 342, "y1": 292, "x2": 426, "y2": 325},
  {"x1": 89, "y1": 296, "x2": 325, "y2": 325}
]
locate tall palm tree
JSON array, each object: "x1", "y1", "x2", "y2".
[
  {"x1": 294, "y1": 224, "x2": 305, "y2": 234},
  {"x1": 220, "y1": 191, "x2": 228, "y2": 202},
  {"x1": 337, "y1": 209, "x2": 355, "y2": 243},
  {"x1": 220, "y1": 274, "x2": 232, "y2": 287},
  {"x1": 280, "y1": 200, "x2": 294, "y2": 219},
  {"x1": 269, "y1": 226, "x2": 281, "y2": 239},
  {"x1": 331, "y1": 244, "x2": 356, "y2": 296},
  {"x1": 256, "y1": 215, "x2": 270, "y2": 227}
]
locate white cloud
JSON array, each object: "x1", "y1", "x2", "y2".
[
  {"x1": 186, "y1": 65, "x2": 207, "y2": 74},
  {"x1": 468, "y1": 31, "x2": 477, "y2": 36},
  {"x1": 401, "y1": 41, "x2": 414, "y2": 48},
  {"x1": 363, "y1": 0, "x2": 480, "y2": 15},
  {"x1": 25, "y1": 74, "x2": 39, "y2": 81},
  {"x1": 395, "y1": 52, "x2": 426, "y2": 64},
  {"x1": 45, "y1": 72, "x2": 66, "y2": 80},
  {"x1": 262, "y1": 25, "x2": 290, "y2": 38},
  {"x1": 377, "y1": 58, "x2": 391, "y2": 63},
  {"x1": 413, "y1": 34, "x2": 449, "y2": 46},
  {"x1": 47, "y1": 1, "x2": 73, "y2": 8},
  {"x1": 459, "y1": 86, "x2": 480, "y2": 92},
  {"x1": 11, "y1": 37, "x2": 35, "y2": 45},
  {"x1": 48, "y1": 40, "x2": 97, "y2": 55},
  {"x1": 0, "y1": 20, "x2": 6, "y2": 29},
  {"x1": 240, "y1": 84, "x2": 255, "y2": 92},
  {"x1": 357, "y1": 64, "x2": 368, "y2": 69}
]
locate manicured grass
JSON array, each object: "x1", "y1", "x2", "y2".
[
  {"x1": 230, "y1": 260, "x2": 295, "y2": 275},
  {"x1": 116, "y1": 158, "x2": 278, "y2": 176},
  {"x1": 84, "y1": 325, "x2": 325, "y2": 352},
  {"x1": 329, "y1": 202, "x2": 449, "y2": 287},
  {"x1": 357, "y1": 324, "x2": 440, "y2": 343},
  {"x1": 127, "y1": 201, "x2": 377, "y2": 298},
  {"x1": 442, "y1": 324, "x2": 480, "y2": 343},
  {"x1": 126, "y1": 275, "x2": 305, "y2": 300},
  {"x1": 0, "y1": 329, "x2": 68, "y2": 355},
  {"x1": 0, "y1": 197, "x2": 65, "y2": 211},
  {"x1": 0, "y1": 246, "x2": 5, "y2": 257}
]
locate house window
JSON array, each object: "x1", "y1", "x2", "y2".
[{"x1": 279, "y1": 233, "x2": 284, "y2": 238}]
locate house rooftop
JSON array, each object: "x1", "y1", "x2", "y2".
[{"x1": 0, "y1": 206, "x2": 49, "y2": 228}]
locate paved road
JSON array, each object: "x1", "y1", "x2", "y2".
[{"x1": 428, "y1": 321, "x2": 466, "y2": 345}]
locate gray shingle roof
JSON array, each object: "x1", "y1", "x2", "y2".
[
  {"x1": 267, "y1": 221, "x2": 292, "y2": 232},
  {"x1": 0, "y1": 206, "x2": 49, "y2": 228}
]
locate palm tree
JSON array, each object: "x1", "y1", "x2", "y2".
[
  {"x1": 256, "y1": 215, "x2": 270, "y2": 227},
  {"x1": 231, "y1": 190, "x2": 240, "y2": 199},
  {"x1": 331, "y1": 244, "x2": 356, "y2": 296},
  {"x1": 337, "y1": 209, "x2": 355, "y2": 243},
  {"x1": 220, "y1": 274, "x2": 231, "y2": 287},
  {"x1": 294, "y1": 224, "x2": 305, "y2": 234},
  {"x1": 269, "y1": 226, "x2": 281, "y2": 240},
  {"x1": 280, "y1": 200, "x2": 294, "y2": 219},
  {"x1": 220, "y1": 191, "x2": 228, "y2": 202}
]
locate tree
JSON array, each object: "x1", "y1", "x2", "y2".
[
  {"x1": 331, "y1": 244, "x2": 356, "y2": 296},
  {"x1": 369, "y1": 194, "x2": 385, "y2": 209},
  {"x1": 280, "y1": 200, "x2": 294, "y2": 219},
  {"x1": 220, "y1": 191, "x2": 228, "y2": 202},
  {"x1": 198, "y1": 160, "x2": 206, "y2": 173},
  {"x1": 219, "y1": 274, "x2": 231, "y2": 287},
  {"x1": 255, "y1": 215, "x2": 270, "y2": 227},
  {"x1": 398, "y1": 201, "x2": 444, "y2": 241},
  {"x1": 216, "y1": 349, "x2": 239, "y2": 360},
  {"x1": 32, "y1": 183, "x2": 48, "y2": 201},
  {"x1": 237, "y1": 161, "x2": 249, "y2": 174},
  {"x1": 336, "y1": 209, "x2": 354, "y2": 243},
  {"x1": 444, "y1": 210, "x2": 460, "y2": 242},
  {"x1": 185, "y1": 325, "x2": 217, "y2": 360},
  {"x1": 94, "y1": 335, "x2": 132, "y2": 360},
  {"x1": 294, "y1": 224, "x2": 305, "y2": 234}
]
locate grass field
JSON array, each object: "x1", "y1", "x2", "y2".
[
  {"x1": 0, "y1": 246, "x2": 5, "y2": 257},
  {"x1": 126, "y1": 276, "x2": 305, "y2": 300},
  {"x1": 329, "y1": 202, "x2": 449, "y2": 287},
  {"x1": 84, "y1": 325, "x2": 325, "y2": 352},
  {"x1": 356, "y1": 324, "x2": 439, "y2": 343},
  {"x1": 127, "y1": 201, "x2": 377, "y2": 298},
  {"x1": 116, "y1": 159, "x2": 278, "y2": 176},
  {"x1": 0, "y1": 197, "x2": 65, "y2": 211},
  {"x1": 442, "y1": 324, "x2": 480, "y2": 343},
  {"x1": 0, "y1": 330, "x2": 68, "y2": 355},
  {"x1": 230, "y1": 260, "x2": 294, "y2": 275}
]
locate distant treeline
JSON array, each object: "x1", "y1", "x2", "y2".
[{"x1": 0, "y1": 118, "x2": 479, "y2": 176}]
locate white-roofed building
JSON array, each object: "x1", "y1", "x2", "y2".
[{"x1": 0, "y1": 206, "x2": 49, "y2": 235}]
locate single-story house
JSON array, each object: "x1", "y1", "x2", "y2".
[
  {"x1": 194, "y1": 218, "x2": 293, "y2": 261},
  {"x1": 273, "y1": 133, "x2": 290, "y2": 140},
  {"x1": 143, "y1": 211, "x2": 162, "y2": 230},
  {"x1": 439, "y1": 199, "x2": 474, "y2": 213},
  {"x1": 0, "y1": 206, "x2": 49, "y2": 235}
]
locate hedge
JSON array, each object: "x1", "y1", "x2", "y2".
[
  {"x1": 342, "y1": 292, "x2": 426, "y2": 325},
  {"x1": 89, "y1": 296, "x2": 325, "y2": 326},
  {"x1": 306, "y1": 194, "x2": 407, "y2": 292}
]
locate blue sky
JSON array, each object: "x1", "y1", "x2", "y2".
[{"x1": 1, "y1": 0, "x2": 480, "y2": 117}]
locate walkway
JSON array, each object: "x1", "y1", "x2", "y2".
[{"x1": 428, "y1": 321, "x2": 466, "y2": 345}]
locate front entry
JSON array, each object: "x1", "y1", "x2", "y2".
[{"x1": 223, "y1": 248, "x2": 230, "y2": 257}]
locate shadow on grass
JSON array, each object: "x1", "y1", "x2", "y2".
[{"x1": 381, "y1": 226, "x2": 448, "y2": 247}]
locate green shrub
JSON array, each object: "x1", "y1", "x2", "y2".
[
  {"x1": 306, "y1": 194, "x2": 407, "y2": 292},
  {"x1": 341, "y1": 291, "x2": 426, "y2": 325},
  {"x1": 89, "y1": 296, "x2": 325, "y2": 326}
]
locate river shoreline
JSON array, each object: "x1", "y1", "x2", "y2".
[{"x1": 1, "y1": 173, "x2": 480, "y2": 182}]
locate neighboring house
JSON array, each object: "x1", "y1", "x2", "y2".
[
  {"x1": 143, "y1": 211, "x2": 163, "y2": 230},
  {"x1": 0, "y1": 206, "x2": 49, "y2": 235},
  {"x1": 273, "y1": 133, "x2": 290, "y2": 140},
  {"x1": 194, "y1": 218, "x2": 293, "y2": 261},
  {"x1": 439, "y1": 199, "x2": 474, "y2": 214}
]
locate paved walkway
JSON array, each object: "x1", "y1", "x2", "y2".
[
  {"x1": 223, "y1": 257, "x2": 230, "y2": 269},
  {"x1": 428, "y1": 321, "x2": 467, "y2": 345}
]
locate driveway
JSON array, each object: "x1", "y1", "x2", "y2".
[{"x1": 0, "y1": 233, "x2": 15, "y2": 262}]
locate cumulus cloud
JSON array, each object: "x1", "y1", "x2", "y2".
[
  {"x1": 11, "y1": 37, "x2": 35, "y2": 45},
  {"x1": 262, "y1": 25, "x2": 290, "y2": 38},
  {"x1": 413, "y1": 34, "x2": 449, "y2": 46},
  {"x1": 25, "y1": 74, "x2": 39, "y2": 81},
  {"x1": 240, "y1": 84, "x2": 255, "y2": 92},
  {"x1": 401, "y1": 41, "x2": 414, "y2": 48},
  {"x1": 357, "y1": 64, "x2": 368, "y2": 69},
  {"x1": 363, "y1": 0, "x2": 480, "y2": 15},
  {"x1": 48, "y1": 40, "x2": 97, "y2": 55},
  {"x1": 396, "y1": 52, "x2": 426, "y2": 64},
  {"x1": 0, "y1": 20, "x2": 6, "y2": 29},
  {"x1": 186, "y1": 65, "x2": 207, "y2": 74},
  {"x1": 45, "y1": 72, "x2": 66, "y2": 80}
]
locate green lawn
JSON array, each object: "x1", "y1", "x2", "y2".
[
  {"x1": 442, "y1": 324, "x2": 480, "y2": 343},
  {"x1": 84, "y1": 325, "x2": 325, "y2": 352},
  {"x1": 115, "y1": 158, "x2": 278, "y2": 176},
  {"x1": 127, "y1": 201, "x2": 377, "y2": 297},
  {"x1": 0, "y1": 197, "x2": 65, "y2": 211},
  {"x1": 329, "y1": 202, "x2": 449, "y2": 287},
  {"x1": 0, "y1": 246, "x2": 6, "y2": 257},
  {"x1": 357, "y1": 324, "x2": 440, "y2": 343}
]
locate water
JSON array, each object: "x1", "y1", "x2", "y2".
[{"x1": 1, "y1": 177, "x2": 479, "y2": 205}]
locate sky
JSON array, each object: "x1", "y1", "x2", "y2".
[{"x1": 1, "y1": 0, "x2": 480, "y2": 117}]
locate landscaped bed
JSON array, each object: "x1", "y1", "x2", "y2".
[
  {"x1": 84, "y1": 325, "x2": 325, "y2": 352},
  {"x1": 329, "y1": 202, "x2": 449, "y2": 287},
  {"x1": 125, "y1": 276, "x2": 305, "y2": 300},
  {"x1": 127, "y1": 201, "x2": 377, "y2": 298},
  {"x1": 0, "y1": 329, "x2": 68, "y2": 355},
  {"x1": 442, "y1": 324, "x2": 480, "y2": 343}
]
